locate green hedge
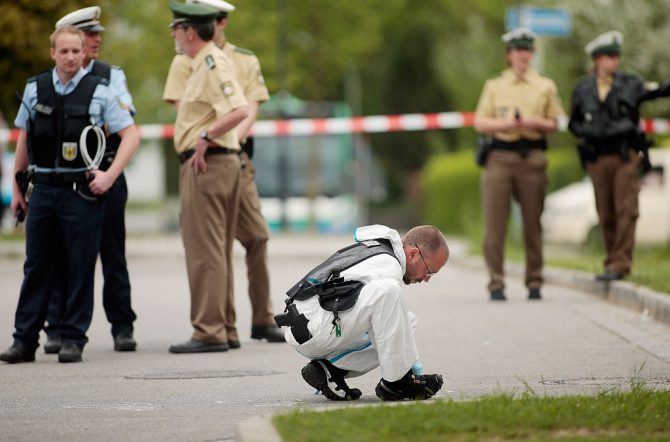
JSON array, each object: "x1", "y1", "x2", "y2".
[{"x1": 421, "y1": 147, "x2": 584, "y2": 238}]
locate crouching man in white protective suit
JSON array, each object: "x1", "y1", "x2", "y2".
[{"x1": 277, "y1": 224, "x2": 448, "y2": 401}]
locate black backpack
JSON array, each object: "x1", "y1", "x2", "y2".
[{"x1": 281, "y1": 239, "x2": 399, "y2": 336}]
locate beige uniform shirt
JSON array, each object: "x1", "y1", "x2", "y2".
[
  {"x1": 475, "y1": 68, "x2": 565, "y2": 142},
  {"x1": 596, "y1": 75, "x2": 613, "y2": 102},
  {"x1": 164, "y1": 42, "x2": 269, "y2": 106},
  {"x1": 172, "y1": 41, "x2": 247, "y2": 154}
]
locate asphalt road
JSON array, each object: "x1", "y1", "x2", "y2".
[{"x1": 0, "y1": 233, "x2": 669, "y2": 442}]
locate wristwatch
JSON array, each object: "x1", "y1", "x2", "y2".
[{"x1": 199, "y1": 130, "x2": 212, "y2": 142}]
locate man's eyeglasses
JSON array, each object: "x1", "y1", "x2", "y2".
[{"x1": 415, "y1": 244, "x2": 436, "y2": 276}]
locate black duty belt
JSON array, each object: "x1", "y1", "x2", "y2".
[
  {"x1": 588, "y1": 136, "x2": 630, "y2": 155},
  {"x1": 491, "y1": 138, "x2": 547, "y2": 152},
  {"x1": 33, "y1": 172, "x2": 89, "y2": 186},
  {"x1": 177, "y1": 147, "x2": 239, "y2": 165}
]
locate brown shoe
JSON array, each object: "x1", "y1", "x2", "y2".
[{"x1": 596, "y1": 271, "x2": 623, "y2": 281}]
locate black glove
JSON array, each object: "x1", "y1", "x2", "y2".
[{"x1": 375, "y1": 370, "x2": 443, "y2": 401}]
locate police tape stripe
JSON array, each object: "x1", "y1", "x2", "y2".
[{"x1": 2, "y1": 112, "x2": 669, "y2": 142}]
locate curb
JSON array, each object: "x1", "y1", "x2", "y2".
[{"x1": 236, "y1": 415, "x2": 283, "y2": 442}]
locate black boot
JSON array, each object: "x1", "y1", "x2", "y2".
[
  {"x1": 58, "y1": 343, "x2": 83, "y2": 363},
  {"x1": 113, "y1": 331, "x2": 137, "y2": 352},
  {"x1": 44, "y1": 335, "x2": 62, "y2": 354},
  {"x1": 375, "y1": 370, "x2": 443, "y2": 401},
  {"x1": 301, "y1": 359, "x2": 362, "y2": 401},
  {"x1": 0, "y1": 344, "x2": 36, "y2": 364},
  {"x1": 251, "y1": 325, "x2": 285, "y2": 343}
]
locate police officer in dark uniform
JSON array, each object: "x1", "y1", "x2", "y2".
[
  {"x1": 568, "y1": 31, "x2": 670, "y2": 281},
  {"x1": 44, "y1": 6, "x2": 139, "y2": 354},
  {"x1": 0, "y1": 25, "x2": 139, "y2": 364}
]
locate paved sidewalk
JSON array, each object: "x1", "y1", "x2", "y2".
[{"x1": 0, "y1": 232, "x2": 669, "y2": 442}]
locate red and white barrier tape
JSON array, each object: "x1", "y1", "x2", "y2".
[{"x1": 1, "y1": 112, "x2": 669, "y2": 143}]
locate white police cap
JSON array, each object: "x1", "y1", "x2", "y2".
[
  {"x1": 584, "y1": 31, "x2": 623, "y2": 57},
  {"x1": 187, "y1": 0, "x2": 235, "y2": 15},
  {"x1": 501, "y1": 27, "x2": 537, "y2": 49},
  {"x1": 55, "y1": 6, "x2": 106, "y2": 32}
]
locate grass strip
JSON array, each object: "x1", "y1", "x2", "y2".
[{"x1": 274, "y1": 386, "x2": 670, "y2": 442}]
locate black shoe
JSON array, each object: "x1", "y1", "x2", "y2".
[
  {"x1": 0, "y1": 344, "x2": 36, "y2": 364},
  {"x1": 44, "y1": 335, "x2": 62, "y2": 354},
  {"x1": 251, "y1": 325, "x2": 285, "y2": 343},
  {"x1": 58, "y1": 343, "x2": 83, "y2": 363},
  {"x1": 228, "y1": 339, "x2": 241, "y2": 349},
  {"x1": 375, "y1": 370, "x2": 443, "y2": 401},
  {"x1": 596, "y1": 271, "x2": 623, "y2": 281},
  {"x1": 168, "y1": 339, "x2": 229, "y2": 354},
  {"x1": 301, "y1": 360, "x2": 362, "y2": 401},
  {"x1": 490, "y1": 289, "x2": 506, "y2": 301},
  {"x1": 528, "y1": 288, "x2": 542, "y2": 300},
  {"x1": 113, "y1": 331, "x2": 137, "y2": 352}
]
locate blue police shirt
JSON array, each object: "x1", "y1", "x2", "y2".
[
  {"x1": 86, "y1": 60, "x2": 136, "y2": 116},
  {"x1": 14, "y1": 67, "x2": 134, "y2": 134}
]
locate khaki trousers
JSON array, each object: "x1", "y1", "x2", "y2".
[
  {"x1": 235, "y1": 153, "x2": 274, "y2": 327},
  {"x1": 180, "y1": 154, "x2": 241, "y2": 343},
  {"x1": 586, "y1": 150, "x2": 640, "y2": 275},
  {"x1": 481, "y1": 150, "x2": 548, "y2": 291}
]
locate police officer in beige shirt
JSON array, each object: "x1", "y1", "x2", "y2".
[
  {"x1": 164, "y1": 0, "x2": 284, "y2": 345},
  {"x1": 474, "y1": 28, "x2": 565, "y2": 301},
  {"x1": 166, "y1": 0, "x2": 249, "y2": 353}
]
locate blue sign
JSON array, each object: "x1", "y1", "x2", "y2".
[{"x1": 506, "y1": 6, "x2": 572, "y2": 37}]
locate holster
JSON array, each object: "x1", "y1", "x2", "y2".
[
  {"x1": 274, "y1": 303, "x2": 311, "y2": 344},
  {"x1": 577, "y1": 141, "x2": 597, "y2": 170},
  {"x1": 475, "y1": 135, "x2": 492, "y2": 167},
  {"x1": 14, "y1": 169, "x2": 34, "y2": 224},
  {"x1": 633, "y1": 131, "x2": 653, "y2": 174},
  {"x1": 241, "y1": 136, "x2": 254, "y2": 159}
]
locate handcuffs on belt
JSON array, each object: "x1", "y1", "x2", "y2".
[{"x1": 75, "y1": 119, "x2": 106, "y2": 201}]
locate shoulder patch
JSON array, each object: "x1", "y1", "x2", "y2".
[
  {"x1": 645, "y1": 81, "x2": 660, "y2": 91},
  {"x1": 234, "y1": 46, "x2": 254, "y2": 55},
  {"x1": 221, "y1": 81, "x2": 235, "y2": 97},
  {"x1": 206, "y1": 55, "x2": 216, "y2": 70}
]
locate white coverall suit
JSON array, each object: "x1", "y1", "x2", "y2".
[{"x1": 285, "y1": 225, "x2": 419, "y2": 382}]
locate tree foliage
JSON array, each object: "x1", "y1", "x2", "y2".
[
  {"x1": 0, "y1": 0, "x2": 85, "y2": 119},
  {"x1": 2, "y1": 0, "x2": 669, "y2": 202}
]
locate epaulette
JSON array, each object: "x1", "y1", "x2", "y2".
[
  {"x1": 205, "y1": 55, "x2": 216, "y2": 70},
  {"x1": 234, "y1": 46, "x2": 254, "y2": 56},
  {"x1": 618, "y1": 71, "x2": 642, "y2": 81},
  {"x1": 573, "y1": 74, "x2": 594, "y2": 89},
  {"x1": 99, "y1": 77, "x2": 110, "y2": 86},
  {"x1": 27, "y1": 69, "x2": 51, "y2": 83}
]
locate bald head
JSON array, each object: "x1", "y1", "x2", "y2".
[
  {"x1": 403, "y1": 225, "x2": 449, "y2": 256},
  {"x1": 401, "y1": 225, "x2": 449, "y2": 284}
]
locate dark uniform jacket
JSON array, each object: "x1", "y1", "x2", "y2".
[{"x1": 569, "y1": 72, "x2": 670, "y2": 158}]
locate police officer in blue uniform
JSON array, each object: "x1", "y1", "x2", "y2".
[
  {"x1": 0, "y1": 25, "x2": 139, "y2": 364},
  {"x1": 44, "y1": 6, "x2": 138, "y2": 354}
]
